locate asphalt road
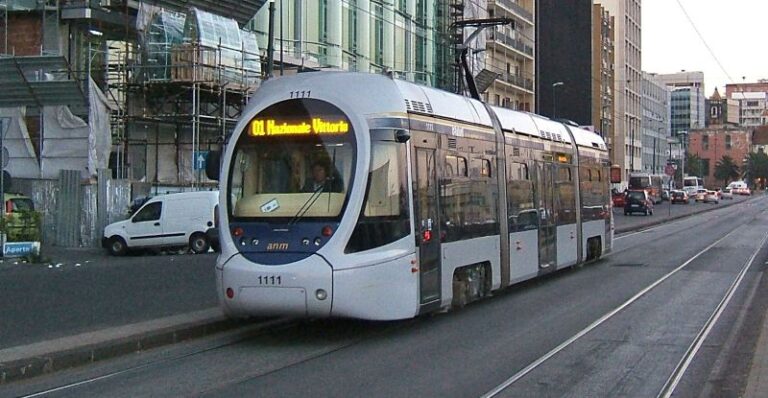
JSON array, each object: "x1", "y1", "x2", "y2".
[
  {"x1": 614, "y1": 193, "x2": 751, "y2": 232},
  {"x1": 4, "y1": 196, "x2": 768, "y2": 397},
  {"x1": 0, "y1": 252, "x2": 218, "y2": 348}
]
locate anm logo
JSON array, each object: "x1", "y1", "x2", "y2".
[{"x1": 266, "y1": 242, "x2": 289, "y2": 251}]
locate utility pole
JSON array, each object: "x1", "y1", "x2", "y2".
[{"x1": 266, "y1": 0, "x2": 276, "y2": 79}]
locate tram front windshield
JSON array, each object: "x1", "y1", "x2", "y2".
[{"x1": 228, "y1": 99, "x2": 355, "y2": 222}]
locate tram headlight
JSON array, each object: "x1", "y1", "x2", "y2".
[{"x1": 315, "y1": 289, "x2": 328, "y2": 300}]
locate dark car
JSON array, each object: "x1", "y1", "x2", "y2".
[
  {"x1": 624, "y1": 190, "x2": 654, "y2": 216},
  {"x1": 670, "y1": 190, "x2": 689, "y2": 204}
]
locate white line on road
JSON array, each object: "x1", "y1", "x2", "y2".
[
  {"x1": 481, "y1": 222, "x2": 746, "y2": 398},
  {"x1": 657, "y1": 231, "x2": 768, "y2": 398}
]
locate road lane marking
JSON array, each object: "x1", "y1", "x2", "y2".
[
  {"x1": 657, "y1": 231, "x2": 768, "y2": 398},
  {"x1": 482, "y1": 222, "x2": 746, "y2": 398}
]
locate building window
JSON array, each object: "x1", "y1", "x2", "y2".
[
  {"x1": 702, "y1": 135, "x2": 709, "y2": 150},
  {"x1": 725, "y1": 135, "x2": 732, "y2": 149}
]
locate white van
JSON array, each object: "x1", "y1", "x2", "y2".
[
  {"x1": 727, "y1": 180, "x2": 747, "y2": 190},
  {"x1": 103, "y1": 191, "x2": 219, "y2": 256},
  {"x1": 682, "y1": 176, "x2": 704, "y2": 197}
]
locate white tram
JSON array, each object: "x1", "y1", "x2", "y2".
[{"x1": 213, "y1": 72, "x2": 612, "y2": 321}]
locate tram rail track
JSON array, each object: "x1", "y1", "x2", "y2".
[{"x1": 482, "y1": 204, "x2": 768, "y2": 398}]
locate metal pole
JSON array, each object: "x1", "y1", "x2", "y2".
[
  {"x1": 266, "y1": 0, "x2": 276, "y2": 79},
  {"x1": 552, "y1": 82, "x2": 563, "y2": 119},
  {"x1": 280, "y1": 0, "x2": 284, "y2": 76},
  {"x1": 681, "y1": 135, "x2": 685, "y2": 180},
  {"x1": 1, "y1": 118, "x2": 4, "y2": 229},
  {"x1": 630, "y1": 127, "x2": 634, "y2": 172}
]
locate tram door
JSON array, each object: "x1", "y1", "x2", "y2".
[
  {"x1": 414, "y1": 147, "x2": 441, "y2": 306},
  {"x1": 537, "y1": 162, "x2": 557, "y2": 268}
]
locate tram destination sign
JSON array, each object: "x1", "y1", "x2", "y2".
[{"x1": 249, "y1": 118, "x2": 349, "y2": 137}]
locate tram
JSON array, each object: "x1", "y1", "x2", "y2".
[{"x1": 209, "y1": 72, "x2": 612, "y2": 321}]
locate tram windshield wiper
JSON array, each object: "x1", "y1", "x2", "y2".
[{"x1": 288, "y1": 184, "x2": 326, "y2": 225}]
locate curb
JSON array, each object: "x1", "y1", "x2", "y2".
[{"x1": 0, "y1": 308, "x2": 281, "y2": 385}]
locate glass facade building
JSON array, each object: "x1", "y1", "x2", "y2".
[
  {"x1": 641, "y1": 72, "x2": 671, "y2": 174},
  {"x1": 249, "y1": 0, "x2": 453, "y2": 89}
]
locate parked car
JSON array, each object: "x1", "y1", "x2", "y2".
[
  {"x1": 739, "y1": 187, "x2": 752, "y2": 196},
  {"x1": 695, "y1": 188, "x2": 708, "y2": 202},
  {"x1": 703, "y1": 190, "x2": 720, "y2": 204},
  {"x1": 670, "y1": 190, "x2": 689, "y2": 204},
  {"x1": 721, "y1": 188, "x2": 734, "y2": 200},
  {"x1": 624, "y1": 190, "x2": 654, "y2": 216},
  {"x1": 103, "y1": 191, "x2": 219, "y2": 256}
]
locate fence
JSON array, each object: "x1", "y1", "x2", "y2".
[{"x1": 13, "y1": 170, "x2": 134, "y2": 247}]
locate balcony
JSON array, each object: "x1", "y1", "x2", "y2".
[
  {"x1": 490, "y1": 0, "x2": 534, "y2": 24},
  {"x1": 498, "y1": 72, "x2": 534, "y2": 91},
  {"x1": 487, "y1": 29, "x2": 534, "y2": 58}
]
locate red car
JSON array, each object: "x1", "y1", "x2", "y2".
[{"x1": 612, "y1": 191, "x2": 626, "y2": 207}]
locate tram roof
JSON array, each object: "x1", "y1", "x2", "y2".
[
  {"x1": 253, "y1": 72, "x2": 606, "y2": 151},
  {"x1": 392, "y1": 77, "x2": 606, "y2": 151}
]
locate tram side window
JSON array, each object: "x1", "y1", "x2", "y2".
[
  {"x1": 555, "y1": 164, "x2": 577, "y2": 225},
  {"x1": 480, "y1": 159, "x2": 492, "y2": 178},
  {"x1": 346, "y1": 140, "x2": 410, "y2": 253},
  {"x1": 441, "y1": 154, "x2": 498, "y2": 241},
  {"x1": 445, "y1": 155, "x2": 467, "y2": 177},
  {"x1": 507, "y1": 162, "x2": 537, "y2": 232},
  {"x1": 579, "y1": 164, "x2": 601, "y2": 221}
]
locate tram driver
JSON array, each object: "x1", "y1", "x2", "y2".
[{"x1": 302, "y1": 160, "x2": 343, "y2": 193}]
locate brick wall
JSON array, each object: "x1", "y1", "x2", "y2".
[
  {"x1": 689, "y1": 128, "x2": 751, "y2": 188},
  {"x1": 1, "y1": 14, "x2": 43, "y2": 56}
]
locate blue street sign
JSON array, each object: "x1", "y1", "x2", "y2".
[
  {"x1": 3, "y1": 241, "x2": 40, "y2": 257},
  {"x1": 194, "y1": 151, "x2": 209, "y2": 171}
]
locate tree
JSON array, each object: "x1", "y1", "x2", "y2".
[
  {"x1": 714, "y1": 155, "x2": 740, "y2": 186},
  {"x1": 686, "y1": 153, "x2": 704, "y2": 178},
  {"x1": 744, "y1": 151, "x2": 768, "y2": 188}
]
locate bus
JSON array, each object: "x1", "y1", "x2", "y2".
[
  {"x1": 628, "y1": 173, "x2": 662, "y2": 203},
  {"x1": 682, "y1": 176, "x2": 704, "y2": 197}
]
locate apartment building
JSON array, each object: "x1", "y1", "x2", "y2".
[{"x1": 595, "y1": 0, "x2": 642, "y2": 180}]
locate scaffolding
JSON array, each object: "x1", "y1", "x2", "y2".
[
  {"x1": 81, "y1": 4, "x2": 261, "y2": 189},
  {"x1": 99, "y1": 6, "x2": 261, "y2": 188},
  {"x1": 0, "y1": 1, "x2": 262, "y2": 187}
]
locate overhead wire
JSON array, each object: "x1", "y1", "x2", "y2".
[{"x1": 673, "y1": 0, "x2": 736, "y2": 85}]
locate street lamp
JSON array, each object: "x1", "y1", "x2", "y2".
[{"x1": 552, "y1": 81, "x2": 564, "y2": 118}]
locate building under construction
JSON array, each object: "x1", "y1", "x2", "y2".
[{"x1": 0, "y1": 0, "x2": 264, "y2": 189}]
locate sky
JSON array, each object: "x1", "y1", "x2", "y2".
[{"x1": 642, "y1": 0, "x2": 768, "y2": 95}]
